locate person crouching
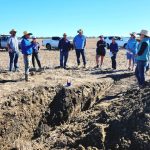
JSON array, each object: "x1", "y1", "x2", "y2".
[
  {"x1": 31, "y1": 36, "x2": 42, "y2": 70},
  {"x1": 21, "y1": 31, "x2": 34, "y2": 81},
  {"x1": 58, "y1": 33, "x2": 71, "y2": 69}
]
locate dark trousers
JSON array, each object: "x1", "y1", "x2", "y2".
[
  {"x1": 135, "y1": 60, "x2": 147, "y2": 85},
  {"x1": 111, "y1": 53, "x2": 117, "y2": 69},
  {"x1": 75, "y1": 49, "x2": 86, "y2": 65},
  {"x1": 9, "y1": 51, "x2": 19, "y2": 71},
  {"x1": 32, "y1": 52, "x2": 41, "y2": 68},
  {"x1": 60, "y1": 50, "x2": 69, "y2": 67}
]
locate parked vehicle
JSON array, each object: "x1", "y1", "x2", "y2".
[
  {"x1": 104, "y1": 36, "x2": 129, "y2": 49},
  {"x1": 42, "y1": 37, "x2": 61, "y2": 50},
  {"x1": 42, "y1": 36, "x2": 73, "y2": 50},
  {"x1": 0, "y1": 35, "x2": 10, "y2": 50}
]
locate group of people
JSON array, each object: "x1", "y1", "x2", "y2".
[
  {"x1": 6, "y1": 28, "x2": 150, "y2": 88},
  {"x1": 7, "y1": 29, "x2": 42, "y2": 81}
]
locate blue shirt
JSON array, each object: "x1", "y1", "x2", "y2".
[
  {"x1": 21, "y1": 38, "x2": 33, "y2": 55},
  {"x1": 126, "y1": 38, "x2": 137, "y2": 54},
  {"x1": 8, "y1": 36, "x2": 19, "y2": 52},
  {"x1": 73, "y1": 34, "x2": 86, "y2": 49}
]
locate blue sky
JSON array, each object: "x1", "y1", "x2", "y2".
[{"x1": 0, "y1": 0, "x2": 150, "y2": 37}]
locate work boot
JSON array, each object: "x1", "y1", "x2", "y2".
[{"x1": 25, "y1": 74, "x2": 29, "y2": 82}]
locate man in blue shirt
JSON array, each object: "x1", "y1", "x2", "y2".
[
  {"x1": 110, "y1": 38, "x2": 119, "y2": 70},
  {"x1": 58, "y1": 33, "x2": 71, "y2": 69},
  {"x1": 126, "y1": 32, "x2": 137, "y2": 71},
  {"x1": 21, "y1": 31, "x2": 34, "y2": 81},
  {"x1": 7, "y1": 29, "x2": 19, "y2": 72},
  {"x1": 73, "y1": 29, "x2": 86, "y2": 68}
]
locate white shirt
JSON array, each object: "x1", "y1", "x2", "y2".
[{"x1": 8, "y1": 36, "x2": 19, "y2": 52}]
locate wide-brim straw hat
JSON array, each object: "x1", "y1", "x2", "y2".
[
  {"x1": 77, "y1": 29, "x2": 83, "y2": 33},
  {"x1": 137, "y1": 30, "x2": 149, "y2": 37},
  {"x1": 23, "y1": 31, "x2": 33, "y2": 36},
  {"x1": 10, "y1": 29, "x2": 17, "y2": 34},
  {"x1": 130, "y1": 32, "x2": 136, "y2": 37}
]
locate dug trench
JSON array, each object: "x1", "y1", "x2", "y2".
[{"x1": 0, "y1": 72, "x2": 150, "y2": 150}]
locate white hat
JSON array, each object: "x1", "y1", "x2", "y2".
[
  {"x1": 137, "y1": 30, "x2": 149, "y2": 37},
  {"x1": 32, "y1": 36, "x2": 36, "y2": 39},
  {"x1": 10, "y1": 29, "x2": 17, "y2": 34}
]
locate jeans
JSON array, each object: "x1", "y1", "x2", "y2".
[
  {"x1": 146, "y1": 61, "x2": 150, "y2": 72},
  {"x1": 60, "y1": 50, "x2": 69, "y2": 68},
  {"x1": 9, "y1": 51, "x2": 19, "y2": 71},
  {"x1": 75, "y1": 49, "x2": 86, "y2": 65},
  {"x1": 111, "y1": 53, "x2": 117, "y2": 69},
  {"x1": 23, "y1": 54, "x2": 32, "y2": 75},
  {"x1": 135, "y1": 60, "x2": 147, "y2": 85},
  {"x1": 32, "y1": 52, "x2": 41, "y2": 68}
]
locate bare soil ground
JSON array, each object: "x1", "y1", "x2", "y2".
[{"x1": 0, "y1": 39, "x2": 150, "y2": 150}]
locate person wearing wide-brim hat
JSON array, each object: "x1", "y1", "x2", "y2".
[
  {"x1": 73, "y1": 29, "x2": 87, "y2": 68},
  {"x1": 7, "y1": 29, "x2": 19, "y2": 72},
  {"x1": 126, "y1": 32, "x2": 137, "y2": 71},
  {"x1": 21, "y1": 31, "x2": 34, "y2": 81},
  {"x1": 135, "y1": 29, "x2": 150, "y2": 88},
  {"x1": 58, "y1": 33, "x2": 71, "y2": 69}
]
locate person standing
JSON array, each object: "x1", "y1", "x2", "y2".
[
  {"x1": 110, "y1": 38, "x2": 119, "y2": 70},
  {"x1": 126, "y1": 32, "x2": 137, "y2": 71},
  {"x1": 31, "y1": 36, "x2": 42, "y2": 70},
  {"x1": 58, "y1": 33, "x2": 71, "y2": 69},
  {"x1": 73, "y1": 29, "x2": 86, "y2": 68},
  {"x1": 96, "y1": 36, "x2": 106, "y2": 69},
  {"x1": 21, "y1": 31, "x2": 34, "y2": 81},
  {"x1": 135, "y1": 30, "x2": 150, "y2": 88},
  {"x1": 7, "y1": 29, "x2": 19, "y2": 72}
]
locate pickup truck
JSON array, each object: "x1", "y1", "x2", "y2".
[
  {"x1": 104, "y1": 36, "x2": 129, "y2": 49},
  {"x1": 42, "y1": 36, "x2": 73, "y2": 50},
  {"x1": 0, "y1": 35, "x2": 10, "y2": 50}
]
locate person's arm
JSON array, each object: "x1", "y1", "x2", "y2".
[
  {"x1": 73, "y1": 37, "x2": 76, "y2": 49},
  {"x1": 116, "y1": 43, "x2": 119, "y2": 52},
  {"x1": 104, "y1": 41, "x2": 106, "y2": 48},
  {"x1": 97, "y1": 41, "x2": 99, "y2": 48},
  {"x1": 58, "y1": 40, "x2": 61, "y2": 50},
  {"x1": 84, "y1": 37, "x2": 86, "y2": 48},
  {"x1": 7, "y1": 38, "x2": 12, "y2": 52},
  {"x1": 137, "y1": 42, "x2": 148, "y2": 56}
]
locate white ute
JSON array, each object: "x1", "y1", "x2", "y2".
[
  {"x1": 104, "y1": 36, "x2": 129, "y2": 49},
  {"x1": 42, "y1": 37, "x2": 61, "y2": 50}
]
